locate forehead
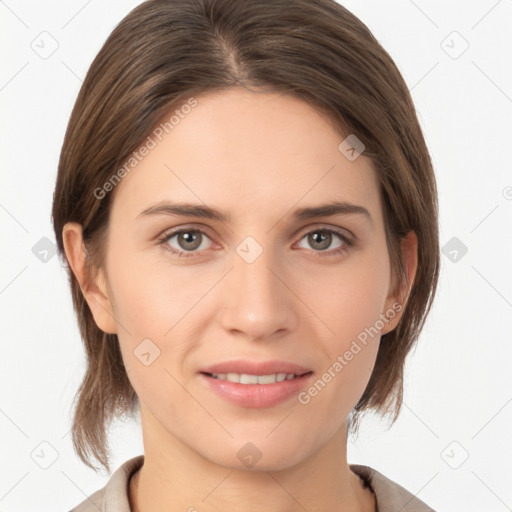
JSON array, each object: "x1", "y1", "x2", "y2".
[{"x1": 109, "y1": 87, "x2": 381, "y2": 225}]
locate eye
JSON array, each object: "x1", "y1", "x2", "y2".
[
  {"x1": 158, "y1": 228, "x2": 213, "y2": 257},
  {"x1": 296, "y1": 228, "x2": 353, "y2": 255},
  {"x1": 157, "y1": 226, "x2": 354, "y2": 259}
]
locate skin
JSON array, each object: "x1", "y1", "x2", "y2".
[{"x1": 63, "y1": 87, "x2": 417, "y2": 512}]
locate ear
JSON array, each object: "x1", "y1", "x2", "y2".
[
  {"x1": 62, "y1": 222, "x2": 118, "y2": 334},
  {"x1": 381, "y1": 230, "x2": 418, "y2": 335}
]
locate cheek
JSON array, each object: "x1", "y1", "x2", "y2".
[
  {"x1": 106, "y1": 241, "x2": 208, "y2": 333},
  {"x1": 294, "y1": 250, "x2": 391, "y2": 342},
  {"x1": 292, "y1": 251, "x2": 389, "y2": 403},
  {"x1": 105, "y1": 245, "x2": 218, "y2": 390},
  {"x1": 296, "y1": 279, "x2": 384, "y2": 424}
]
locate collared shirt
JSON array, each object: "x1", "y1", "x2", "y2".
[{"x1": 69, "y1": 455, "x2": 436, "y2": 512}]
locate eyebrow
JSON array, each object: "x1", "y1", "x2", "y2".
[{"x1": 137, "y1": 200, "x2": 373, "y2": 225}]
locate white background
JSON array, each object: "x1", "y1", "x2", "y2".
[{"x1": 1, "y1": 1, "x2": 511, "y2": 511}]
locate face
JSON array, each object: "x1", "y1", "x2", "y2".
[{"x1": 70, "y1": 87, "x2": 408, "y2": 471}]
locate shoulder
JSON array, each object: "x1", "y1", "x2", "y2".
[
  {"x1": 68, "y1": 455, "x2": 144, "y2": 512},
  {"x1": 349, "y1": 463, "x2": 436, "y2": 512}
]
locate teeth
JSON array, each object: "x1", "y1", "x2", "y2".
[{"x1": 209, "y1": 372, "x2": 297, "y2": 384}]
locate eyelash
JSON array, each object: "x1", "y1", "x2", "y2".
[{"x1": 157, "y1": 226, "x2": 354, "y2": 259}]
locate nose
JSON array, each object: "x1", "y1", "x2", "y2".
[{"x1": 218, "y1": 242, "x2": 298, "y2": 341}]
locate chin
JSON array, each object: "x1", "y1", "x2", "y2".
[{"x1": 197, "y1": 434, "x2": 315, "y2": 472}]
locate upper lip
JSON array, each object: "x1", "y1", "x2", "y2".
[{"x1": 199, "y1": 359, "x2": 312, "y2": 376}]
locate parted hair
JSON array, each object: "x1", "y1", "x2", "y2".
[{"x1": 52, "y1": 0, "x2": 439, "y2": 472}]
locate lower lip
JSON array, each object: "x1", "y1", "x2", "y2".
[{"x1": 198, "y1": 372, "x2": 314, "y2": 408}]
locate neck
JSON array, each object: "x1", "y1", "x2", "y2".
[{"x1": 129, "y1": 407, "x2": 375, "y2": 512}]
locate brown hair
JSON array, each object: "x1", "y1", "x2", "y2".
[{"x1": 52, "y1": 0, "x2": 439, "y2": 472}]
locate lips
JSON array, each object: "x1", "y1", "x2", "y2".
[{"x1": 198, "y1": 360, "x2": 314, "y2": 408}]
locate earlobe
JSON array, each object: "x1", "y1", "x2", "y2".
[
  {"x1": 382, "y1": 230, "x2": 418, "y2": 335},
  {"x1": 62, "y1": 222, "x2": 118, "y2": 334}
]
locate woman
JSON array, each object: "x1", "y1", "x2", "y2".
[{"x1": 53, "y1": 0, "x2": 439, "y2": 510}]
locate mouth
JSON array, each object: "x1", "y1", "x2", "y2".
[
  {"x1": 198, "y1": 367, "x2": 314, "y2": 408},
  {"x1": 197, "y1": 359, "x2": 314, "y2": 407}
]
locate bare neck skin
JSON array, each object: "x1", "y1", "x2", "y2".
[{"x1": 129, "y1": 408, "x2": 375, "y2": 512}]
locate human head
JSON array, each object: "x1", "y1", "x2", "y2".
[{"x1": 52, "y1": 0, "x2": 439, "y2": 472}]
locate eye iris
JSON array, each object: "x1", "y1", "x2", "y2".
[
  {"x1": 178, "y1": 231, "x2": 202, "y2": 251},
  {"x1": 309, "y1": 231, "x2": 331, "y2": 250}
]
